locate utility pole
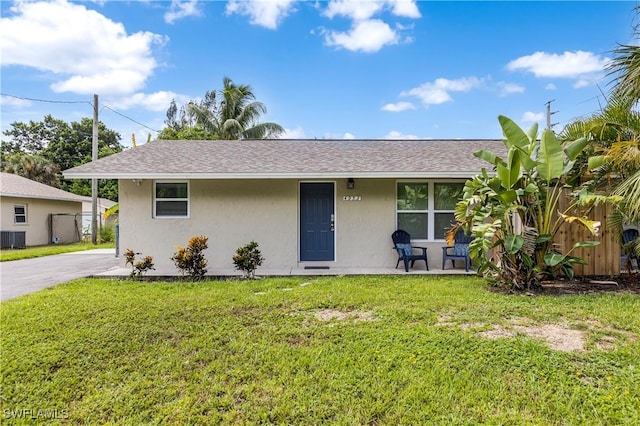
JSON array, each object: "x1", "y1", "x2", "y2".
[
  {"x1": 545, "y1": 99, "x2": 558, "y2": 130},
  {"x1": 92, "y1": 94, "x2": 98, "y2": 245}
]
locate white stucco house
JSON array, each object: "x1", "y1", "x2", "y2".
[
  {"x1": 63, "y1": 139, "x2": 504, "y2": 273},
  {"x1": 0, "y1": 172, "x2": 86, "y2": 247}
]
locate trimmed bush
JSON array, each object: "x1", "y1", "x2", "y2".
[
  {"x1": 172, "y1": 235, "x2": 208, "y2": 280},
  {"x1": 232, "y1": 241, "x2": 264, "y2": 279},
  {"x1": 124, "y1": 249, "x2": 155, "y2": 279}
]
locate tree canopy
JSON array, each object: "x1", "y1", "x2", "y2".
[
  {"x1": 1, "y1": 114, "x2": 124, "y2": 201},
  {"x1": 158, "y1": 77, "x2": 284, "y2": 140}
]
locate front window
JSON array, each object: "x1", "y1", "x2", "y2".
[
  {"x1": 154, "y1": 181, "x2": 189, "y2": 218},
  {"x1": 14, "y1": 204, "x2": 27, "y2": 224},
  {"x1": 397, "y1": 183, "x2": 428, "y2": 239},
  {"x1": 396, "y1": 181, "x2": 464, "y2": 240},
  {"x1": 433, "y1": 182, "x2": 464, "y2": 239}
]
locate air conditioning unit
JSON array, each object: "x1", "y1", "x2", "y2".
[{"x1": 0, "y1": 231, "x2": 26, "y2": 249}]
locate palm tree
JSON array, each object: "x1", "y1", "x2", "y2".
[
  {"x1": 3, "y1": 153, "x2": 61, "y2": 187},
  {"x1": 187, "y1": 77, "x2": 284, "y2": 140},
  {"x1": 562, "y1": 91, "x2": 640, "y2": 266}
]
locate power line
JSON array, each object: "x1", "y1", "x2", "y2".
[
  {"x1": 102, "y1": 105, "x2": 160, "y2": 133},
  {"x1": 0, "y1": 92, "x2": 91, "y2": 105},
  {"x1": 2, "y1": 92, "x2": 161, "y2": 133}
]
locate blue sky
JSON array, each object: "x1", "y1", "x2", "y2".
[{"x1": 0, "y1": 1, "x2": 636, "y2": 147}]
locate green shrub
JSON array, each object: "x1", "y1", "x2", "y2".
[
  {"x1": 171, "y1": 235, "x2": 208, "y2": 280},
  {"x1": 232, "y1": 241, "x2": 264, "y2": 279},
  {"x1": 99, "y1": 225, "x2": 114, "y2": 243}
]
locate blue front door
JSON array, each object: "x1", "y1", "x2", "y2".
[{"x1": 300, "y1": 182, "x2": 335, "y2": 261}]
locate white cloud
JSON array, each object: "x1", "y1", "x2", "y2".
[
  {"x1": 0, "y1": 95, "x2": 31, "y2": 108},
  {"x1": 545, "y1": 83, "x2": 557, "y2": 90},
  {"x1": 105, "y1": 91, "x2": 183, "y2": 112},
  {"x1": 497, "y1": 81, "x2": 525, "y2": 96},
  {"x1": 321, "y1": 1, "x2": 419, "y2": 52},
  {"x1": 0, "y1": 0, "x2": 166, "y2": 95},
  {"x1": 381, "y1": 101, "x2": 416, "y2": 112},
  {"x1": 323, "y1": 132, "x2": 356, "y2": 139},
  {"x1": 324, "y1": 0, "x2": 384, "y2": 20},
  {"x1": 506, "y1": 51, "x2": 609, "y2": 79},
  {"x1": 226, "y1": 0, "x2": 296, "y2": 30},
  {"x1": 281, "y1": 126, "x2": 307, "y2": 139},
  {"x1": 401, "y1": 77, "x2": 484, "y2": 105},
  {"x1": 384, "y1": 130, "x2": 419, "y2": 139},
  {"x1": 324, "y1": 19, "x2": 398, "y2": 53},
  {"x1": 323, "y1": 0, "x2": 420, "y2": 20},
  {"x1": 574, "y1": 78, "x2": 595, "y2": 89},
  {"x1": 521, "y1": 112, "x2": 544, "y2": 123},
  {"x1": 164, "y1": 0, "x2": 203, "y2": 24},
  {"x1": 389, "y1": 0, "x2": 421, "y2": 18}
]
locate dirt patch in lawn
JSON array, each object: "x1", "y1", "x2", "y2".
[
  {"x1": 314, "y1": 309, "x2": 376, "y2": 322},
  {"x1": 438, "y1": 316, "x2": 636, "y2": 352}
]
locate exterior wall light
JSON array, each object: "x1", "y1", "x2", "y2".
[{"x1": 347, "y1": 178, "x2": 355, "y2": 190}]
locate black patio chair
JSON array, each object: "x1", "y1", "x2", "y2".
[
  {"x1": 391, "y1": 229, "x2": 429, "y2": 272},
  {"x1": 622, "y1": 228, "x2": 639, "y2": 270},
  {"x1": 441, "y1": 229, "x2": 473, "y2": 272}
]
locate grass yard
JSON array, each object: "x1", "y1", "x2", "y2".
[
  {"x1": 1, "y1": 276, "x2": 639, "y2": 424},
  {"x1": 0, "y1": 242, "x2": 114, "y2": 262}
]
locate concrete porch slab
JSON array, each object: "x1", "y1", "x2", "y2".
[{"x1": 93, "y1": 266, "x2": 477, "y2": 278}]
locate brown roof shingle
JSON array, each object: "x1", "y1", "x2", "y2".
[{"x1": 63, "y1": 139, "x2": 506, "y2": 179}]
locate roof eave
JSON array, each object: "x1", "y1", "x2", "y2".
[
  {"x1": 0, "y1": 192, "x2": 86, "y2": 203},
  {"x1": 63, "y1": 171, "x2": 486, "y2": 180}
]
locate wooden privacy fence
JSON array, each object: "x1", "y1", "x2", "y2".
[{"x1": 556, "y1": 192, "x2": 620, "y2": 276}]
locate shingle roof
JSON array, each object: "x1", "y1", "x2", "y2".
[
  {"x1": 0, "y1": 173, "x2": 86, "y2": 202},
  {"x1": 63, "y1": 139, "x2": 506, "y2": 179}
]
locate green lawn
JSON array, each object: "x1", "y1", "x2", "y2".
[
  {"x1": 1, "y1": 276, "x2": 639, "y2": 424},
  {"x1": 0, "y1": 242, "x2": 114, "y2": 262}
]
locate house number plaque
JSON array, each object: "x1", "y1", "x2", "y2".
[{"x1": 343, "y1": 195, "x2": 362, "y2": 201}]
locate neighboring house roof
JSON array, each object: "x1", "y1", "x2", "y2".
[
  {"x1": 0, "y1": 173, "x2": 86, "y2": 203},
  {"x1": 63, "y1": 139, "x2": 506, "y2": 180}
]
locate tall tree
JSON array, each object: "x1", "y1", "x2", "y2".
[
  {"x1": 1, "y1": 115, "x2": 124, "y2": 200},
  {"x1": 158, "y1": 77, "x2": 284, "y2": 140}
]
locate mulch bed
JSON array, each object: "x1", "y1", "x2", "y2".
[
  {"x1": 487, "y1": 273, "x2": 640, "y2": 295},
  {"x1": 540, "y1": 274, "x2": 640, "y2": 295}
]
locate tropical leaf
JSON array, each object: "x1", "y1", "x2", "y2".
[
  {"x1": 544, "y1": 252, "x2": 565, "y2": 267},
  {"x1": 504, "y1": 234, "x2": 524, "y2": 254},
  {"x1": 474, "y1": 150, "x2": 502, "y2": 166},
  {"x1": 572, "y1": 241, "x2": 600, "y2": 249},
  {"x1": 537, "y1": 129, "x2": 564, "y2": 181},
  {"x1": 559, "y1": 213, "x2": 602, "y2": 236},
  {"x1": 563, "y1": 137, "x2": 589, "y2": 161},
  {"x1": 499, "y1": 115, "x2": 530, "y2": 149}
]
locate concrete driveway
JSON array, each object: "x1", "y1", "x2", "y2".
[{"x1": 0, "y1": 249, "x2": 118, "y2": 302}]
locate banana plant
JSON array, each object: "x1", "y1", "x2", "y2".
[{"x1": 455, "y1": 115, "x2": 616, "y2": 290}]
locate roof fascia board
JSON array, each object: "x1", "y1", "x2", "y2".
[
  {"x1": 0, "y1": 193, "x2": 85, "y2": 203},
  {"x1": 63, "y1": 171, "x2": 489, "y2": 180}
]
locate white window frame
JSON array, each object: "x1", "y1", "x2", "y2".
[
  {"x1": 396, "y1": 180, "x2": 465, "y2": 241},
  {"x1": 433, "y1": 181, "x2": 465, "y2": 241},
  {"x1": 153, "y1": 180, "x2": 189, "y2": 218},
  {"x1": 14, "y1": 204, "x2": 27, "y2": 224}
]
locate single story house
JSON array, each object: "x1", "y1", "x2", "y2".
[
  {"x1": 0, "y1": 172, "x2": 86, "y2": 247},
  {"x1": 63, "y1": 139, "x2": 505, "y2": 273}
]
